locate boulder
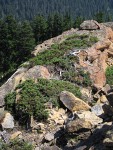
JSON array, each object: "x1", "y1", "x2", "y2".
[
  {"x1": 21, "y1": 65, "x2": 50, "y2": 81},
  {"x1": 10, "y1": 131, "x2": 22, "y2": 140},
  {"x1": 80, "y1": 20, "x2": 101, "y2": 30},
  {"x1": 60, "y1": 91, "x2": 91, "y2": 112},
  {"x1": 99, "y1": 95, "x2": 108, "y2": 103},
  {"x1": 1, "y1": 112, "x2": 14, "y2": 129},
  {"x1": 80, "y1": 88, "x2": 92, "y2": 102},
  {"x1": 66, "y1": 118, "x2": 92, "y2": 133},
  {"x1": 44, "y1": 133, "x2": 54, "y2": 142},
  {"x1": 76, "y1": 111, "x2": 103, "y2": 126},
  {"x1": 103, "y1": 130, "x2": 113, "y2": 147},
  {"x1": 91, "y1": 104, "x2": 104, "y2": 116},
  {"x1": 48, "y1": 108, "x2": 67, "y2": 125},
  {"x1": 0, "y1": 65, "x2": 50, "y2": 108}
]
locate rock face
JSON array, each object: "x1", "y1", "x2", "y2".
[
  {"x1": 0, "y1": 65, "x2": 50, "y2": 108},
  {"x1": 1, "y1": 113, "x2": 14, "y2": 129},
  {"x1": 78, "y1": 25, "x2": 113, "y2": 89},
  {"x1": 80, "y1": 20, "x2": 101, "y2": 30},
  {"x1": 60, "y1": 91, "x2": 91, "y2": 112},
  {"x1": 66, "y1": 118, "x2": 92, "y2": 133},
  {"x1": 76, "y1": 111, "x2": 103, "y2": 126}
]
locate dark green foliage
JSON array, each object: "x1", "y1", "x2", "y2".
[
  {"x1": 63, "y1": 13, "x2": 73, "y2": 31},
  {"x1": 32, "y1": 15, "x2": 47, "y2": 44},
  {"x1": 52, "y1": 13, "x2": 63, "y2": 37},
  {"x1": 106, "y1": 66, "x2": 113, "y2": 85},
  {"x1": 0, "y1": 0, "x2": 113, "y2": 21},
  {"x1": 17, "y1": 21, "x2": 35, "y2": 62},
  {"x1": 0, "y1": 16, "x2": 35, "y2": 83},
  {"x1": 74, "y1": 16, "x2": 84, "y2": 28},
  {"x1": 62, "y1": 68, "x2": 92, "y2": 87},
  {"x1": 5, "y1": 79, "x2": 81, "y2": 123},
  {"x1": 31, "y1": 34, "x2": 98, "y2": 69},
  {"x1": 0, "y1": 139, "x2": 33, "y2": 150},
  {"x1": 94, "y1": 11, "x2": 104, "y2": 23}
]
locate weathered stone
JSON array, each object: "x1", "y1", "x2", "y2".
[
  {"x1": 103, "y1": 130, "x2": 113, "y2": 147},
  {"x1": 91, "y1": 104, "x2": 104, "y2": 116},
  {"x1": 80, "y1": 88, "x2": 92, "y2": 101},
  {"x1": 66, "y1": 118, "x2": 92, "y2": 133},
  {"x1": 21, "y1": 65, "x2": 50, "y2": 81},
  {"x1": 1, "y1": 113, "x2": 14, "y2": 129},
  {"x1": 10, "y1": 131, "x2": 22, "y2": 140},
  {"x1": 80, "y1": 20, "x2": 101, "y2": 30},
  {"x1": 102, "y1": 84, "x2": 110, "y2": 94},
  {"x1": 60, "y1": 91, "x2": 91, "y2": 112},
  {"x1": 0, "y1": 65, "x2": 50, "y2": 108},
  {"x1": 48, "y1": 108, "x2": 67, "y2": 125},
  {"x1": 99, "y1": 95, "x2": 108, "y2": 103},
  {"x1": 44, "y1": 133, "x2": 54, "y2": 142},
  {"x1": 77, "y1": 111, "x2": 103, "y2": 126}
]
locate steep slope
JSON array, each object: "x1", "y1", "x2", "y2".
[{"x1": 1, "y1": 20, "x2": 113, "y2": 149}]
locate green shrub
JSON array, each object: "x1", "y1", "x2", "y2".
[
  {"x1": 62, "y1": 68, "x2": 92, "y2": 87},
  {"x1": 5, "y1": 79, "x2": 81, "y2": 124},
  {"x1": 106, "y1": 66, "x2": 113, "y2": 85},
  {"x1": 0, "y1": 139, "x2": 33, "y2": 150},
  {"x1": 30, "y1": 34, "x2": 98, "y2": 69}
]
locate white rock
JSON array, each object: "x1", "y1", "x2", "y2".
[
  {"x1": 1, "y1": 113, "x2": 14, "y2": 129},
  {"x1": 45, "y1": 133, "x2": 54, "y2": 141}
]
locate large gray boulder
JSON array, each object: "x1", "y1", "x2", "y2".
[{"x1": 80, "y1": 20, "x2": 101, "y2": 30}]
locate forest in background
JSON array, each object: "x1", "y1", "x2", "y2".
[
  {"x1": 0, "y1": 0, "x2": 113, "y2": 20},
  {"x1": 0, "y1": 11, "x2": 110, "y2": 85}
]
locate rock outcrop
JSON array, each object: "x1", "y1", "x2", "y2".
[
  {"x1": 78, "y1": 25, "x2": 113, "y2": 89},
  {"x1": 66, "y1": 118, "x2": 92, "y2": 133},
  {"x1": 80, "y1": 20, "x2": 101, "y2": 30},
  {"x1": 60, "y1": 91, "x2": 91, "y2": 112},
  {"x1": 0, "y1": 65, "x2": 50, "y2": 109}
]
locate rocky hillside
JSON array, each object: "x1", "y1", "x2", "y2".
[{"x1": 1, "y1": 20, "x2": 113, "y2": 150}]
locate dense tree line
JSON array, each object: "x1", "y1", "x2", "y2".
[
  {"x1": 0, "y1": 0, "x2": 113, "y2": 21},
  {"x1": 0, "y1": 14, "x2": 82, "y2": 82}
]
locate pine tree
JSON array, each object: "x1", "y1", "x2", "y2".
[
  {"x1": 0, "y1": 15, "x2": 18, "y2": 73},
  {"x1": 63, "y1": 13, "x2": 73, "y2": 31},
  {"x1": 94, "y1": 11, "x2": 104, "y2": 23},
  {"x1": 17, "y1": 21, "x2": 35, "y2": 62},
  {"x1": 53, "y1": 13, "x2": 63, "y2": 37},
  {"x1": 74, "y1": 16, "x2": 84, "y2": 28},
  {"x1": 47, "y1": 15, "x2": 54, "y2": 39},
  {"x1": 32, "y1": 15, "x2": 47, "y2": 44}
]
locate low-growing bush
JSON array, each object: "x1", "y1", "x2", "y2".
[
  {"x1": 62, "y1": 68, "x2": 92, "y2": 87},
  {"x1": 0, "y1": 139, "x2": 33, "y2": 150},
  {"x1": 106, "y1": 66, "x2": 113, "y2": 85},
  {"x1": 5, "y1": 79, "x2": 81, "y2": 124},
  {"x1": 30, "y1": 34, "x2": 98, "y2": 70}
]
